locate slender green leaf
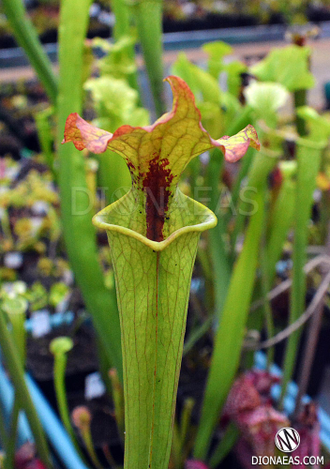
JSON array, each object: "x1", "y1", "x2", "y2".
[
  {"x1": 132, "y1": 0, "x2": 165, "y2": 115},
  {"x1": 266, "y1": 176, "x2": 296, "y2": 286},
  {"x1": 280, "y1": 139, "x2": 328, "y2": 403},
  {"x1": 2, "y1": 0, "x2": 57, "y2": 104},
  {"x1": 231, "y1": 148, "x2": 279, "y2": 256},
  {"x1": 194, "y1": 189, "x2": 265, "y2": 460},
  {"x1": 57, "y1": 0, "x2": 123, "y2": 378},
  {"x1": 0, "y1": 309, "x2": 51, "y2": 467},
  {"x1": 111, "y1": 0, "x2": 139, "y2": 93},
  {"x1": 209, "y1": 422, "x2": 239, "y2": 468},
  {"x1": 280, "y1": 110, "x2": 330, "y2": 402},
  {"x1": 206, "y1": 148, "x2": 231, "y2": 321}
]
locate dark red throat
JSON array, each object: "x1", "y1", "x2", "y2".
[{"x1": 143, "y1": 157, "x2": 174, "y2": 242}]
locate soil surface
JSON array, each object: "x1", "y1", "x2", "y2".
[{"x1": 27, "y1": 322, "x2": 98, "y2": 381}]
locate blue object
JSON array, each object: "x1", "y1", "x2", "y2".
[
  {"x1": 24, "y1": 311, "x2": 75, "y2": 333},
  {"x1": 0, "y1": 363, "x2": 33, "y2": 446},
  {"x1": 0, "y1": 341, "x2": 88, "y2": 468},
  {"x1": 25, "y1": 374, "x2": 89, "y2": 469},
  {"x1": 0, "y1": 359, "x2": 88, "y2": 468}
]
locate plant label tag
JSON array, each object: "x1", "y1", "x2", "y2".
[
  {"x1": 31, "y1": 310, "x2": 51, "y2": 338},
  {"x1": 85, "y1": 372, "x2": 106, "y2": 400},
  {"x1": 4, "y1": 252, "x2": 23, "y2": 269},
  {"x1": 31, "y1": 201, "x2": 49, "y2": 215},
  {"x1": 55, "y1": 297, "x2": 69, "y2": 314}
]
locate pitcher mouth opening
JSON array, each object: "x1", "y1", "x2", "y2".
[{"x1": 92, "y1": 189, "x2": 217, "y2": 252}]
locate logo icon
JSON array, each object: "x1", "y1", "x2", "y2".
[{"x1": 275, "y1": 427, "x2": 300, "y2": 453}]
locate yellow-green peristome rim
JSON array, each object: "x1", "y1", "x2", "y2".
[{"x1": 92, "y1": 192, "x2": 217, "y2": 252}]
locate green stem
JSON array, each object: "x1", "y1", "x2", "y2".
[
  {"x1": 57, "y1": 0, "x2": 123, "y2": 380},
  {"x1": 209, "y1": 226, "x2": 231, "y2": 321},
  {"x1": 194, "y1": 190, "x2": 266, "y2": 461},
  {"x1": 280, "y1": 140, "x2": 325, "y2": 405},
  {"x1": 51, "y1": 339, "x2": 89, "y2": 463},
  {"x1": 2, "y1": 0, "x2": 57, "y2": 105},
  {"x1": 132, "y1": 0, "x2": 166, "y2": 116},
  {"x1": 171, "y1": 398, "x2": 194, "y2": 468},
  {"x1": 102, "y1": 444, "x2": 119, "y2": 469},
  {"x1": 4, "y1": 398, "x2": 20, "y2": 469},
  {"x1": 230, "y1": 148, "x2": 278, "y2": 259},
  {"x1": 53, "y1": 354, "x2": 76, "y2": 444},
  {"x1": 112, "y1": 0, "x2": 130, "y2": 40},
  {"x1": 265, "y1": 178, "x2": 296, "y2": 286},
  {"x1": 171, "y1": 421, "x2": 182, "y2": 469},
  {"x1": 3, "y1": 303, "x2": 26, "y2": 469},
  {"x1": 206, "y1": 148, "x2": 231, "y2": 321},
  {"x1": 260, "y1": 232, "x2": 275, "y2": 366},
  {"x1": 35, "y1": 107, "x2": 56, "y2": 177},
  {"x1": 111, "y1": 0, "x2": 140, "y2": 95},
  {"x1": 5, "y1": 305, "x2": 27, "y2": 366},
  {"x1": 179, "y1": 397, "x2": 195, "y2": 457},
  {"x1": 81, "y1": 428, "x2": 103, "y2": 469},
  {"x1": 208, "y1": 422, "x2": 239, "y2": 469},
  {"x1": 0, "y1": 308, "x2": 51, "y2": 467}
]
